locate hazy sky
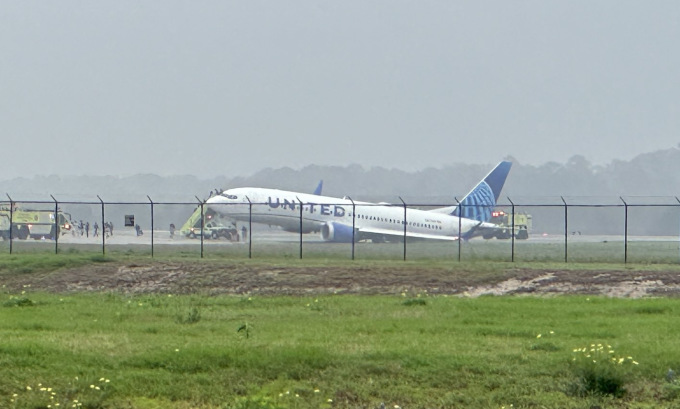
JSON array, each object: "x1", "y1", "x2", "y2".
[{"x1": 2, "y1": 1, "x2": 679, "y2": 179}]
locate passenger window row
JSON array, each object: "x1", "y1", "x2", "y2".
[{"x1": 355, "y1": 214, "x2": 442, "y2": 230}]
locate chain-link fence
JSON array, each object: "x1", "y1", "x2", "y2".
[{"x1": 2, "y1": 196, "x2": 680, "y2": 263}]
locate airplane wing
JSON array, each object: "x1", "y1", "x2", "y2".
[
  {"x1": 357, "y1": 220, "x2": 504, "y2": 242},
  {"x1": 357, "y1": 226, "x2": 460, "y2": 241}
]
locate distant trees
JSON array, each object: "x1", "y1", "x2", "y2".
[{"x1": 2, "y1": 146, "x2": 680, "y2": 235}]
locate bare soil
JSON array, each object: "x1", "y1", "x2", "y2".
[{"x1": 4, "y1": 261, "x2": 680, "y2": 298}]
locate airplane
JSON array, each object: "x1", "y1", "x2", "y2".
[{"x1": 205, "y1": 161, "x2": 512, "y2": 243}]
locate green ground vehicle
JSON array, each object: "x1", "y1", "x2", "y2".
[
  {"x1": 180, "y1": 207, "x2": 239, "y2": 241},
  {"x1": 484, "y1": 210, "x2": 532, "y2": 240},
  {"x1": 0, "y1": 207, "x2": 74, "y2": 240}
]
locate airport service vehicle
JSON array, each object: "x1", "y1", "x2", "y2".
[
  {"x1": 0, "y1": 207, "x2": 74, "y2": 240},
  {"x1": 180, "y1": 207, "x2": 239, "y2": 240},
  {"x1": 206, "y1": 161, "x2": 512, "y2": 243},
  {"x1": 484, "y1": 210, "x2": 531, "y2": 240}
]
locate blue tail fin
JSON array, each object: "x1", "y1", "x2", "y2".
[
  {"x1": 313, "y1": 180, "x2": 323, "y2": 195},
  {"x1": 451, "y1": 161, "x2": 512, "y2": 222}
]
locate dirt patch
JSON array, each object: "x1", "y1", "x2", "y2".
[
  {"x1": 3, "y1": 262, "x2": 680, "y2": 297},
  {"x1": 464, "y1": 271, "x2": 680, "y2": 298}
]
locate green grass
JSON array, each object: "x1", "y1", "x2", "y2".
[
  {"x1": 4, "y1": 239, "x2": 680, "y2": 271},
  {"x1": 3, "y1": 236, "x2": 680, "y2": 264},
  {"x1": 0, "y1": 252, "x2": 114, "y2": 275},
  {"x1": 1, "y1": 249, "x2": 680, "y2": 408},
  {"x1": 2, "y1": 289, "x2": 680, "y2": 408}
]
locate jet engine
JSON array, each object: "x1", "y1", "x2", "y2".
[{"x1": 320, "y1": 222, "x2": 355, "y2": 243}]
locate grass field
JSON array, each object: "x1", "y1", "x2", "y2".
[
  {"x1": 3, "y1": 280, "x2": 680, "y2": 408},
  {"x1": 2, "y1": 236, "x2": 680, "y2": 264}
]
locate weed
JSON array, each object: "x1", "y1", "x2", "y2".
[
  {"x1": 16, "y1": 266, "x2": 34, "y2": 274},
  {"x1": 237, "y1": 322, "x2": 252, "y2": 339},
  {"x1": 3, "y1": 297, "x2": 34, "y2": 307},
  {"x1": 530, "y1": 330, "x2": 559, "y2": 351},
  {"x1": 176, "y1": 307, "x2": 201, "y2": 324},
  {"x1": 402, "y1": 298, "x2": 427, "y2": 306},
  {"x1": 529, "y1": 342, "x2": 559, "y2": 352},
  {"x1": 8, "y1": 377, "x2": 111, "y2": 409},
  {"x1": 568, "y1": 343, "x2": 639, "y2": 397},
  {"x1": 306, "y1": 298, "x2": 323, "y2": 311},
  {"x1": 662, "y1": 368, "x2": 680, "y2": 400},
  {"x1": 90, "y1": 255, "x2": 113, "y2": 263},
  {"x1": 232, "y1": 396, "x2": 279, "y2": 409},
  {"x1": 633, "y1": 306, "x2": 668, "y2": 314}
]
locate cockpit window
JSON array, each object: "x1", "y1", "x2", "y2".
[{"x1": 221, "y1": 194, "x2": 238, "y2": 200}]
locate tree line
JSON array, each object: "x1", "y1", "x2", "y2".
[{"x1": 1, "y1": 147, "x2": 679, "y2": 236}]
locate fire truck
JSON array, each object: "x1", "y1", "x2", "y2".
[
  {"x1": 0, "y1": 207, "x2": 74, "y2": 240},
  {"x1": 483, "y1": 210, "x2": 531, "y2": 240}
]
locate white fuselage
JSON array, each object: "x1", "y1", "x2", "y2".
[{"x1": 206, "y1": 187, "x2": 491, "y2": 241}]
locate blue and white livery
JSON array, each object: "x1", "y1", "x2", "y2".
[{"x1": 206, "y1": 161, "x2": 512, "y2": 242}]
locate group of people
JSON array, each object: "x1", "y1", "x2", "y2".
[
  {"x1": 73, "y1": 220, "x2": 114, "y2": 238},
  {"x1": 73, "y1": 219, "x2": 250, "y2": 242}
]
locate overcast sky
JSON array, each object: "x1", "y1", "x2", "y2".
[{"x1": 2, "y1": 1, "x2": 679, "y2": 179}]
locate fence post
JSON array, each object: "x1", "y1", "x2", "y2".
[
  {"x1": 195, "y1": 197, "x2": 204, "y2": 258},
  {"x1": 620, "y1": 197, "x2": 628, "y2": 264},
  {"x1": 50, "y1": 195, "x2": 59, "y2": 254},
  {"x1": 245, "y1": 196, "x2": 252, "y2": 259},
  {"x1": 6, "y1": 194, "x2": 13, "y2": 254},
  {"x1": 676, "y1": 197, "x2": 680, "y2": 264},
  {"x1": 296, "y1": 197, "x2": 303, "y2": 259},
  {"x1": 561, "y1": 196, "x2": 568, "y2": 263},
  {"x1": 399, "y1": 197, "x2": 406, "y2": 261},
  {"x1": 456, "y1": 197, "x2": 462, "y2": 262},
  {"x1": 147, "y1": 196, "x2": 154, "y2": 258},
  {"x1": 97, "y1": 195, "x2": 105, "y2": 256},
  {"x1": 347, "y1": 197, "x2": 356, "y2": 260},
  {"x1": 508, "y1": 197, "x2": 515, "y2": 262}
]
